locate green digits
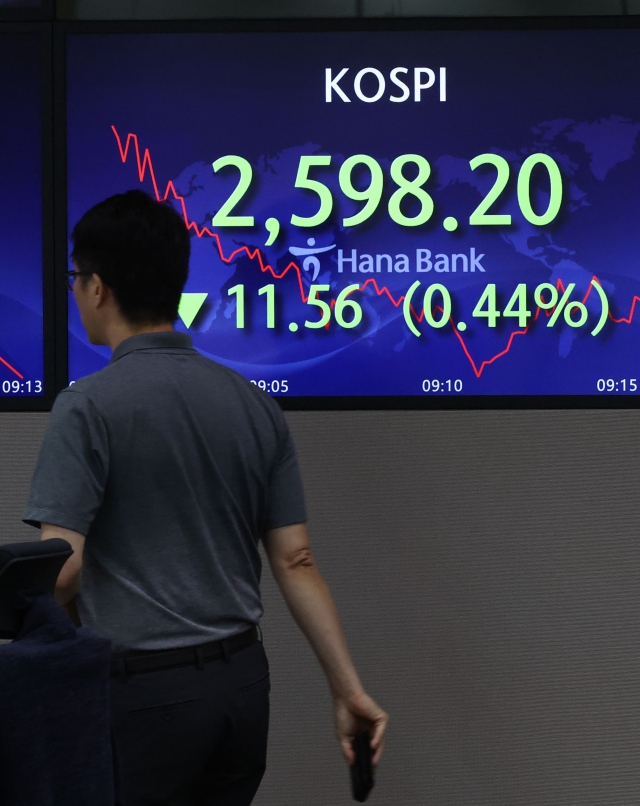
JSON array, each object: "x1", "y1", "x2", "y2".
[
  {"x1": 517, "y1": 154, "x2": 563, "y2": 226},
  {"x1": 388, "y1": 154, "x2": 434, "y2": 227},
  {"x1": 339, "y1": 155, "x2": 384, "y2": 227},
  {"x1": 290, "y1": 156, "x2": 333, "y2": 227},
  {"x1": 212, "y1": 156, "x2": 254, "y2": 227}
]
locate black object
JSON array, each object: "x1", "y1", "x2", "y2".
[
  {"x1": 0, "y1": 538, "x2": 72, "y2": 638},
  {"x1": 0, "y1": 592, "x2": 114, "y2": 805},
  {"x1": 350, "y1": 730, "x2": 375, "y2": 802},
  {"x1": 109, "y1": 625, "x2": 259, "y2": 676}
]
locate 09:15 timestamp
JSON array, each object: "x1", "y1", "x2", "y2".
[{"x1": 597, "y1": 378, "x2": 637, "y2": 393}]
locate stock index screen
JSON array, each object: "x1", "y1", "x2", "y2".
[
  {"x1": 66, "y1": 26, "x2": 640, "y2": 405},
  {"x1": 0, "y1": 31, "x2": 46, "y2": 403}
]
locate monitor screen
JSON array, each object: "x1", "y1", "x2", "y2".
[
  {"x1": 65, "y1": 25, "x2": 640, "y2": 405},
  {"x1": 0, "y1": 31, "x2": 48, "y2": 404}
]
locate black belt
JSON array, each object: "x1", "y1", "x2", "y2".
[{"x1": 110, "y1": 626, "x2": 259, "y2": 677}]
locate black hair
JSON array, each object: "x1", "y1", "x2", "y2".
[{"x1": 71, "y1": 190, "x2": 190, "y2": 324}]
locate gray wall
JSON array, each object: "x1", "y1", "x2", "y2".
[{"x1": 3, "y1": 410, "x2": 639, "y2": 806}]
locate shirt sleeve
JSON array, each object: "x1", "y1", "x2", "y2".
[
  {"x1": 264, "y1": 415, "x2": 308, "y2": 531},
  {"x1": 22, "y1": 389, "x2": 109, "y2": 535}
]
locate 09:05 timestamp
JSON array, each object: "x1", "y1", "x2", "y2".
[
  {"x1": 2, "y1": 380, "x2": 42, "y2": 394},
  {"x1": 250, "y1": 379, "x2": 289, "y2": 393}
]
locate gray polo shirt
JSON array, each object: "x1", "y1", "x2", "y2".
[{"x1": 23, "y1": 332, "x2": 307, "y2": 652}]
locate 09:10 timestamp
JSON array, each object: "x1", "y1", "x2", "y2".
[{"x1": 422, "y1": 379, "x2": 463, "y2": 393}]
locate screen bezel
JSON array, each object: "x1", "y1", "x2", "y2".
[
  {"x1": 57, "y1": 15, "x2": 640, "y2": 411},
  {"x1": 0, "y1": 22, "x2": 55, "y2": 412},
  {"x1": 0, "y1": 1, "x2": 54, "y2": 21}
]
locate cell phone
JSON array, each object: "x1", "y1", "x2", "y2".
[{"x1": 350, "y1": 730, "x2": 374, "y2": 802}]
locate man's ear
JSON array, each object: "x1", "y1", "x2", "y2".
[{"x1": 93, "y1": 274, "x2": 112, "y2": 309}]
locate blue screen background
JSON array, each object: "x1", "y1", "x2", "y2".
[
  {"x1": 66, "y1": 30, "x2": 640, "y2": 397},
  {"x1": 0, "y1": 33, "x2": 44, "y2": 396}
]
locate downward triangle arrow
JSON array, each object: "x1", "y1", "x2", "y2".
[{"x1": 178, "y1": 293, "x2": 208, "y2": 328}]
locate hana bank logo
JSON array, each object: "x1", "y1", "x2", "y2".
[{"x1": 289, "y1": 238, "x2": 336, "y2": 281}]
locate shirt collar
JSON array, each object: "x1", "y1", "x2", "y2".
[{"x1": 110, "y1": 331, "x2": 194, "y2": 364}]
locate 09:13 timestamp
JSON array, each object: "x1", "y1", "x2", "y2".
[{"x1": 1, "y1": 380, "x2": 42, "y2": 394}]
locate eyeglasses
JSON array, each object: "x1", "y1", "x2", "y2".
[{"x1": 65, "y1": 270, "x2": 93, "y2": 291}]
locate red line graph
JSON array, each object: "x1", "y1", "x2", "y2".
[
  {"x1": 0, "y1": 355, "x2": 23, "y2": 379},
  {"x1": 610, "y1": 295, "x2": 640, "y2": 324},
  {"x1": 454, "y1": 278, "x2": 640, "y2": 379},
  {"x1": 111, "y1": 126, "x2": 639, "y2": 379}
]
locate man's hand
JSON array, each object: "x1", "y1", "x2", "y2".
[
  {"x1": 41, "y1": 523, "x2": 86, "y2": 606},
  {"x1": 334, "y1": 690, "x2": 389, "y2": 767},
  {"x1": 264, "y1": 522, "x2": 388, "y2": 767}
]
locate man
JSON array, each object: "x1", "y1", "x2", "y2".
[{"x1": 23, "y1": 190, "x2": 387, "y2": 805}]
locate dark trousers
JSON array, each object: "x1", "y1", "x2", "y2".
[{"x1": 110, "y1": 640, "x2": 270, "y2": 806}]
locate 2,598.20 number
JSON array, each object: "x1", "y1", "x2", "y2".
[{"x1": 213, "y1": 151, "x2": 563, "y2": 231}]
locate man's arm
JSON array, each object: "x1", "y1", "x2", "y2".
[
  {"x1": 41, "y1": 523, "x2": 86, "y2": 623},
  {"x1": 263, "y1": 522, "x2": 388, "y2": 766}
]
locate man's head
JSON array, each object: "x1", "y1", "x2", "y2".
[{"x1": 71, "y1": 190, "x2": 190, "y2": 344}]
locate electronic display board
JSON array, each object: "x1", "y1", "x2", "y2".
[
  {"x1": 0, "y1": 28, "x2": 51, "y2": 409},
  {"x1": 65, "y1": 22, "x2": 640, "y2": 407}
]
